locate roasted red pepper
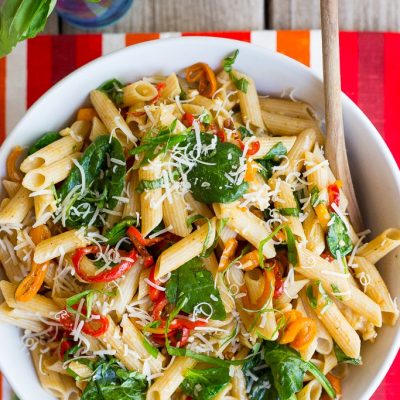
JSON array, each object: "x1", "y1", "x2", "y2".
[
  {"x1": 59, "y1": 337, "x2": 74, "y2": 359},
  {"x1": 58, "y1": 305, "x2": 109, "y2": 338},
  {"x1": 148, "y1": 265, "x2": 163, "y2": 302},
  {"x1": 152, "y1": 293, "x2": 168, "y2": 320},
  {"x1": 182, "y1": 112, "x2": 195, "y2": 127},
  {"x1": 237, "y1": 139, "x2": 260, "y2": 156},
  {"x1": 273, "y1": 261, "x2": 284, "y2": 299},
  {"x1": 72, "y1": 246, "x2": 138, "y2": 283},
  {"x1": 327, "y1": 183, "x2": 340, "y2": 210},
  {"x1": 321, "y1": 252, "x2": 335, "y2": 262},
  {"x1": 126, "y1": 226, "x2": 158, "y2": 267}
]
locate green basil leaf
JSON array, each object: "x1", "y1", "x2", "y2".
[
  {"x1": 165, "y1": 257, "x2": 226, "y2": 320},
  {"x1": 284, "y1": 226, "x2": 298, "y2": 266},
  {"x1": 81, "y1": 357, "x2": 148, "y2": 400},
  {"x1": 97, "y1": 78, "x2": 124, "y2": 106},
  {"x1": 104, "y1": 216, "x2": 138, "y2": 246},
  {"x1": 186, "y1": 133, "x2": 249, "y2": 203},
  {"x1": 330, "y1": 283, "x2": 343, "y2": 301},
  {"x1": 66, "y1": 289, "x2": 115, "y2": 319},
  {"x1": 180, "y1": 367, "x2": 230, "y2": 400},
  {"x1": 310, "y1": 186, "x2": 321, "y2": 206},
  {"x1": 142, "y1": 337, "x2": 159, "y2": 359},
  {"x1": 136, "y1": 178, "x2": 163, "y2": 193},
  {"x1": 0, "y1": 0, "x2": 57, "y2": 56},
  {"x1": 327, "y1": 213, "x2": 353, "y2": 259},
  {"x1": 264, "y1": 142, "x2": 287, "y2": 161},
  {"x1": 238, "y1": 126, "x2": 253, "y2": 138},
  {"x1": 279, "y1": 208, "x2": 300, "y2": 217},
  {"x1": 222, "y1": 49, "x2": 239, "y2": 73},
  {"x1": 333, "y1": 343, "x2": 362, "y2": 365},
  {"x1": 28, "y1": 131, "x2": 61, "y2": 155},
  {"x1": 259, "y1": 224, "x2": 284, "y2": 269}
]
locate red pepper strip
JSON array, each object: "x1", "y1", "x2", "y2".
[
  {"x1": 152, "y1": 293, "x2": 168, "y2": 320},
  {"x1": 151, "y1": 82, "x2": 166, "y2": 104},
  {"x1": 176, "y1": 327, "x2": 190, "y2": 347},
  {"x1": 59, "y1": 338, "x2": 74, "y2": 360},
  {"x1": 127, "y1": 226, "x2": 165, "y2": 247},
  {"x1": 216, "y1": 128, "x2": 226, "y2": 142},
  {"x1": 148, "y1": 265, "x2": 163, "y2": 302},
  {"x1": 58, "y1": 305, "x2": 109, "y2": 338},
  {"x1": 72, "y1": 246, "x2": 138, "y2": 283},
  {"x1": 182, "y1": 112, "x2": 195, "y2": 127},
  {"x1": 327, "y1": 183, "x2": 340, "y2": 210},
  {"x1": 246, "y1": 140, "x2": 260, "y2": 156},
  {"x1": 126, "y1": 227, "x2": 154, "y2": 267},
  {"x1": 273, "y1": 261, "x2": 284, "y2": 299},
  {"x1": 321, "y1": 252, "x2": 335, "y2": 262}
]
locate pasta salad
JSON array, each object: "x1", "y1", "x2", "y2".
[{"x1": 0, "y1": 50, "x2": 399, "y2": 400}]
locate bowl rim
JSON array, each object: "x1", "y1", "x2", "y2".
[{"x1": 0, "y1": 35, "x2": 399, "y2": 400}]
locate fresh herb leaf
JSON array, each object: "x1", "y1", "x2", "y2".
[
  {"x1": 28, "y1": 131, "x2": 61, "y2": 155},
  {"x1": 97, "y1": 79, "x2": 124, "y2": 106},
  {"x1": 259, "y1": 224, "x2": 284, "y2": 269},
  {"x1": 327, "y1": 213, "x2": 353, "y2": 259},
  {"x1": 222, "y1": 49, "x2": 248, "y2": 93},
  {"x1": 305, "y1": 281, "x2": 332, "y2": 313},
  {"x1": 186, "y1": 133, "x2": 249, "y2": 203},
  {"x1": 330, "y1": 283, "x2": 343, "y2": 301},
  {"x1": 231, "y1": 74, "x2": 249, "y2": 93},
  {"x1": 223, "y1": 49, "x2": 239, "y2": 73},
  {"x1": 136, "y1": 178, "x2": 163, "y2": 193},
  {"x1": 142, "y1": 337, "x2": 159, "y2": 359},
  {"x1": 256, "y1": 142, "x2": 287, "y2": 181},
  {"x1": 0, "y1": 0, "x2": 57, "y2": 57},
  {"x1": 279, "y1": 208, "x2": 300, "y2": 217},
  {"x1": 180, "y1": 367, "x2": 230, "y2": 400},
  {"x1": 238, "y1": 126, "x2": 253, "y2": 138},
  {"x1": 104, "y1": 216, "x2": 138, "y2": 246},
  {"x1": 263, "y1": 342, "x2": 336, "y2": 400},
  {"x1": 58, "y1": 135, "x2": 126, "y2": 228},
  {"x1": 333, "y1": 343, "x2": 362, "y2": 365},
  {"x1": 243, "y1": 346, "x2": 279, "y2": 400},
  {"x1": 165, "y1": 257, "x2": 226, "y2": 320},
  {"x1": 284, "y1": 226, "x2": 298, "y2": 266},
  {"x1": 310, "y1": 186, "x2": 321, "y2": 206},
  {"x1": 81, "y1": 358, "x2": 148, "y2": 400},
  {"x1": 306, "y1": 283, "x2": 318, "y2": 309}
]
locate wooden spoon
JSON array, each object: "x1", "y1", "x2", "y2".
[{"x1": 320, "y1": 0, "x2": 363, "y2": 232}]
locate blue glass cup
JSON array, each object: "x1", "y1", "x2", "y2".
[{"x1": 56, "y1": 0, "x2": 134, "y2": 29}]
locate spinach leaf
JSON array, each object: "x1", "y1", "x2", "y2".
[
  {"x1": 28, "y1": 131, "x2": 61, "y2": 155},
  {"x1": 97, "y1": 79, "x2": 124, "y2": 106},
  {"x1": 136, "y1": 178, "x2": 163, "y2": 193},
  {"x1": 310, "y1": 186, "x2": 321, "y2": 206},
  {"x1": 81, "y1": 358, "x2": 147, "y2": 400},
  {"x1": 0, "y1": 0, "x2": 57, "y2": 56},
  {"x1": 284, "y1": 226, "x2": 298, "y2": 267},
  {"x1": 279, "y1": 208, "x2": 300, "y2": 217},
  {"x1": 104, "y1": 216, "x2": 138, "y2": 246},
  {"x1": 58, "y1": 135, "x2": 125, "y2": 228},
  {"x1": 180, "y1": 367, "x2": 230, "y2": 400},
  {"x1": 186, "y1": 133, "x2": 249, "y2": 203},
  {"x1": 256, "y1": 142, "x2": 287, "y2": 180},
  {"x1": 327, "y1": 213, "x2": 353, "y2": 259},
  {"x1": 263, "y1": 342, "x2": 336, "y2": 400},
  {"x1": 333, "y1": 343, "x2": 362, "y2": 365},
  {"x1": 165, "y1": 257, "x2": 226, "y2": 320},
  {"x1": 222, "y1": 49, "x2": 249, "y2": 93},
  {"x1": 238, "y1": 126, "x2": 253, "y2": 138},
  {"x1": 242, "y1": 347, "x2": 279, "y2": 400}
]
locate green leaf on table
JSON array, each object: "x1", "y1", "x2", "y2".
[
  {"x1": 0, "y1": 0, "x2": 57, "y2": 57},
  {"x1": 180, "y1": 367, "x2": 230, "y2": 400},
  {"x1": 165, "y1": 257, "x2": 226, "y2": 320}
]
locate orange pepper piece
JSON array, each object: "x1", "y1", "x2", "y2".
[
  {"x1": 6, "y1": 146, "x2": 24, "y2": 183},
  {"x1": 244, "y1": 160, "x2": 258, "y2": 182},
  {"x1": 77, "y1": 107, "x2": 97, "y2": 121},
  {"x1": 315, "y1": 203, "x2": 331, "y2": 230},
  {"x1": 15, "y1": 225, "x2": 51, "y2": 302},
  {"x1": 239, "y1": 249, "x2": 260, "y2": 271},
  {"x1": 218, "y1": 238, "x2": 238, "y2": 272},
  {"x1": 185, "y1": 62, "x2": 217, "y2": 98}
]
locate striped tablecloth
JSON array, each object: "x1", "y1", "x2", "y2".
[{"x1": 0, "y1": 30, "x2": 399, "y2": 399}]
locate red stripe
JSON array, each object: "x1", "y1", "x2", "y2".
[
  {"x1": 52, "y1": 36, "x2": 77, "y2": 85},
  {"x1": 384, "y1": 33, "x2": 400, "y2": 165},
  {"x1": 339, "y1": 32, "x2": 359, "y2": 104},
  {"x1": 0, "y1": 57, "x2": 6, "y2": 143},
  {"x1": 182, "y1": 31, "x2": 251, "y2": 42},
  {"x1": 358, "y1": 33, "x2": 385, "y2": 135},
  {"x1": 27, "y1": 36, "x2": 53, "y2": 107},
  {"x1": 76, "y1": 34, "x2": 102, "y2": 68}
]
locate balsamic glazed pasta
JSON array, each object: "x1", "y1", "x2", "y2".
[{"x1": 0, "y1": 50, "x2": 399, "y2": 400}]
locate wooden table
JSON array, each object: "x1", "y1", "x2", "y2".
[{"x1": 41, "y1": 0, "x2": 400, "y2": 34}]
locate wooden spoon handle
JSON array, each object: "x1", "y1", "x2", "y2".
[{"x1": 320, "y1": 0, "x2": 363, "y2": 232}]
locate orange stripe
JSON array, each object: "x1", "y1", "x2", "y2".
[
  {"x1": 276, "y1": 31, "x2": 310, "y2": 66},
  {"x1": 0, "y1": 57, "x2": 6, "y2": 142},
  {"x1": 125, "y1": 33, "x2": 159, "y2": 47}
]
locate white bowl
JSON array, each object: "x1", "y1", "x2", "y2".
[{"x1": 0, "y1": 37, "x2": 399, "y2": 400}]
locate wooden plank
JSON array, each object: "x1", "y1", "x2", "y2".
[
  {"x1": 269, "y1": 0, "x2": 400, "y2": 31},
  {"x1": 62, "y1": 0, "x2": 265, "y2": 34}
]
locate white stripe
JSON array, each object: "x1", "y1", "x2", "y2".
[
  {"x1": 160, "y1": 32, "x2": 182, "y2": 39},
  {"x1": 310, "y1": 30, "x2": 323, "y2": 77},
  {"x1": 102, "y1": 33, "x2": 125, "y2": 55},
  {"x1": 250, "y1": 30, "x2": 277, "y2": 51},
  {"x1": 6, "y1": 40, "x2": 27, "y2": 134}
]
